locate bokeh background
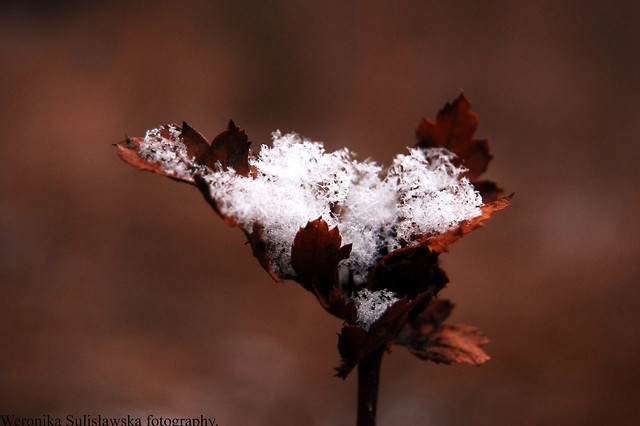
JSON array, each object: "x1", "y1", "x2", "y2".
[{"x1": 1, "y1": 1, "x2": 639, "y2": 424}]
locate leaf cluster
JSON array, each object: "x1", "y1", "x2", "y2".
[{"x1": 115, "y1": 93, "x2": 510, "y2": 377}]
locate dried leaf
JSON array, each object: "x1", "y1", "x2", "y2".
[
  {"x1": 472, "y1": 180, "x2": 504, "y2": 203},
  {"x1": 116, "y1": 122, "x2": 279, "y2": 274},
  {"x1": 415, "y1": 92, "x2": 500, "y2": 201},
  {"x1": 367, "y1": 244, "x2": 449, "y2": 301},
  {"x1": 423, "y1": 324, "x2": 490, "y2": 365},
  {"x1": 291, "y1": 219, "x2": 352, "y2": 289},
  {"x1": 291, "y1": 218, "x2": 354, "y2": 318},
  {"x1": 245, "y1": 222, "x2": 281, "y2": 282},
  {"x1": 396, "y1": 298, "x2": 490, "y2": 365},
  {"x1": 115, "y1": 121, "x2": 253, "y2": 180},
  {"x1": 202, "y1": 120, "x2": 252, "y2": 176},
  {"x1": 115, "y1": 128, "x2": 195, "y2": 184},
  {"x1": 336, "y1": 293, "x2": 429, "y2": 378},
  {"x1": 426, "y1": 194, "x2": 512, "y2": 253},
  {"x1": 180, "y1": 121, "x2": 211, "y2": 161},
  {"x1": 415, "y1": 92, "x2": 490, "y2": 180}
]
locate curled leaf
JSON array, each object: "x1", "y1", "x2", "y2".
[
  {"x1": 419, "y1": 324, "x2": 490, "y2": 365},
  {"x1": 291, "y1": 218, "x2": 354, "y2": 319},
  {"x1": 115, "y1": 128, "x2": 195, "y2": 183},
  {"x1": 291, "y1": 219, "x2": 352, "y2": 288},
  {"x1": 203, "y1": 120, "x2": 252, "y2": 176},
  {"x1": 396, "y1": 298, "x2": 490, "y2": 365},
  {"x1": 245, "y1": 222, "x2": 281, "y2": 282},
  {"x1": 426, "y1": 194, "x2": 512, "y2": 253},
  {"x1": 367, "y1": 244, "x2": 449, "y2": 302},
  {"x1": 415, "y1": 92, "x2": 501, "y2": 201},
  {"x1": 336, "y1": 293, "x2": 430, "y2": 378}
]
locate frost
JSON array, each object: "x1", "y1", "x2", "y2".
[
  {"x1": 137, "y1": 125, "x2": 198, "y2": 180},
  {"x1": 140, "y1": 130, "x2": 483, "y2": 282},
  {"x1": 353, "y1": 289, "x2": 400, "y2": 331}
]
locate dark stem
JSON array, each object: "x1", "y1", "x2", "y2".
[{"x1": 357, "y1": 345, "x2": 385, "y2": 426}]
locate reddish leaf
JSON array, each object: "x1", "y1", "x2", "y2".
[
  {"x1": 415, "y1": 92, "x2": 501, "y2": 201},
  {"x1": 367, "y1": 244, "x2": 449, "y2": 302},
  {"x1": 115, "y1": 127, "x2": 195, "y2": 184},
  {"x1": 396, "y1": 298, "x2": 490, "y2": 365},
  {"x1": 115, "y1": 136, "x2": 162, "y2": 173},
  {"x1": 336, "y1": 294, "x2": 429, "y2": 378},
  {"x1": 291, "y1": 219, "x2": 354, "y2": 318},
  {"x1": 426, "y1": 194, "x2": 512, "y2": 253},
  {"x1": 175, "y1": 121, "x2": 208, "y2": 161},
  {"x1": 115, "y1": 121, "x2": 253, "y2": 180},
  {"x1": 116, "y1": 122, "x2": 279, "y2": 275},
  {"x1": 420, "y1": 324, "x2": 490, "y2": 365},
  {"x1": 291, "y1": 219, "x2": 352, "y2": 290},
  {"x1": 472, "y1": 180, "x2": 504, "y2": 203},
  {"x1": 415, "y1": 92, "x2": 490, "y2": 180},
  {"x1": 202, "y1": 120, "x2": 252, "y2": 176}
]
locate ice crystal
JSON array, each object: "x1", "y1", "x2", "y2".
[
  {"x1": 353, "y1": 289, "x2": 400, "y2": 331},
  {"x1": 133, "y1": 127, "x2": 482, "y2": 283},
  {"x1": 137, "y1": 125, "x2": 197, "y2": 180},
  {"x1": 203, "y1": 132, "x2": 482, "y2": 282}
]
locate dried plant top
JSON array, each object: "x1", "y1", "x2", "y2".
[{"x1": 115, "y1": 93, "x2": 511, "y2": 378}]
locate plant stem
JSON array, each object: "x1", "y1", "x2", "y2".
[{"x1": 357, "y1": 345, "x2": 385, "y2": 426}]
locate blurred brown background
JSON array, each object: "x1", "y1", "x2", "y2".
[{"x1": 1, "y1": 1, "x2": 638, "y2": 424}]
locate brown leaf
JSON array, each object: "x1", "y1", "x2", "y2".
[
  {"x1": 415, "y1": 93, "x2": 501, "y2": 202},
  {"x1": 427, "y1": 324, "x2": 490, "y2": 365},
  {"x1": 416, "y1": 92, "x2": 490, "y2": 181},
  {"x1": 115, "y1": 127, "x2": 196, "y2": 184},
  {"x1": 396, "y1": 298, "x2": 490, "y2": 365},
  {"x1": 406, "y1": 324, "x2": 490, "y2": 365},
  {"x1": 291, "y1": 219, "x2": 352, "y2": 290},
  {"x1": 367, "y1": 244, "x2": 449, "y2": 302},
  {"x1": 426, "y1": 194, "x2": 512, "y2": 253},
  {"x1": 115, "y1": 121, "x2": 252, "y2": 180},
  {"x1": 290, "y1": 219, "x2": 354, "y2": 318},
  {"x1": 245, "y1": 222, "x2": 281, "y2": 282},
  {"x1": 336, "y1": 294, "x2": 429, "y2": 378},
  {"x1": 202, "y1": 120, "x2": 252, "y2": 176},
  {"x1": 116, "y1": 122, "x2": 279, "y2": 276},
  {"x1": 180, "y1": 121, "x2": 211, "y2": 160},
  {"x1": 472, "y1": 180, "x2": 504, "y2": 203}
]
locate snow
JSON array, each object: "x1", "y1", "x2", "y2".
[
  {"x1": 353, "y1": 289, "x2": 400, "y2": 331},
  {"x1": 137, "y1": 125, "x2": 197, "y2": 180},
  {"x1": 204, "y1": 132, "x2": 482, "y2": 280},
  {"x1": 137, "y1": 127, "x2": 483, "y2": 289}
]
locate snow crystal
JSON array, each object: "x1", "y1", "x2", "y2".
[
  {"x1": 204, "y1": 132, "x2": 482, "y2": 280},
  {"x1": 353, "y1": 289, "x2": 400, "y2": 331},
  {"x1": 137, "y1": 125, "x2": 197, "y2": 180},
  {"x1": 387, "y1": 147, "x2": 483, "y2": 241},
  {"x1": 139, "y1": 129, "x2": 483, "y2": 283}
]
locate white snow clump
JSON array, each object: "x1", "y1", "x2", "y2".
[
  {"x1": 140, "y1": 127, "x2": 483, "y2": 283},
  {"x1": 204, "y1": 131, "x2": 483, "y2": 281}
]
